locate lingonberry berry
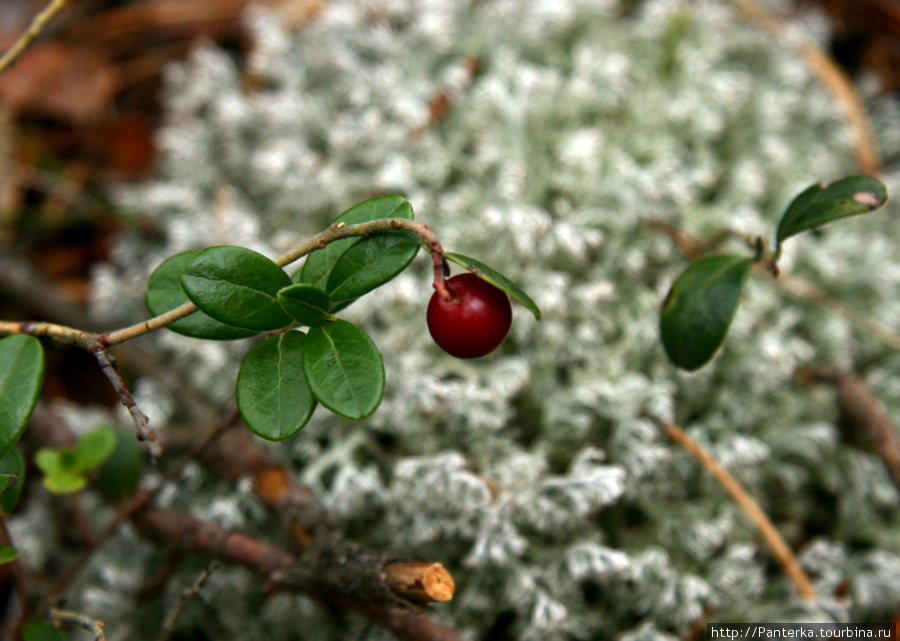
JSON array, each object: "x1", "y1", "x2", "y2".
[{"x1": 427, "y1": 273, "x2": 512, "y2": 359}]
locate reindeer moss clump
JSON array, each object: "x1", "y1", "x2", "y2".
[{"x1": 35, "y1": 0, "x2": 898, "y2": 638}]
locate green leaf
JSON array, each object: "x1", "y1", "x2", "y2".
[
  {"x1": 181, "y1": 246, "x2": 293, "y2": 331},
  {"x1": 42, "y1": 470, "x2": 87, "y2": 494},
  {"x1": 23, "y1": 621, "x2": 68, "y2": 641},
  {"x1": 96, "y1": 428, "x2": 145, "y2": 500},
  {"x1": 277, "y1": 284, "x2": 332, "y2": 327},
  {"x1": 0, "y1": 449, "x2": 25, "y2": 515},
  {"x1": 776, "y1": 176, "x2": 889, "y2": 252},
  {"x1": 74, "y1": 426, "x2": 117, "y2": 472},
  {"x1": 35, "y1": 448, "x2": 63, "y2": 476},
  {"x1": 0, "y1": 335, "x2": 44, "y2": 460},
  {"x1": 237, "y1": 332, "x2": 317, "y2": 441},
  {"x1": 0, "y1": 545, "x2": 18, "y2": 564},
  {"x1": 444, "y1": 252, "x2": 542, "y2": 320},
  {"x1": 660, "y1": 254, "x2": 753, "y2": 371},
  {"x1": 326, "y1": 230, "x2": 420, "y2": 308},
  {"x1": 304, "y1": 320, "x2": 384, "y2": 420},
  {"x1": 145, "y1": 250, "x2": 257, "y2": 340},
  {"x1": 299, "y1": 195, "x2": 414, "y2": 290}
]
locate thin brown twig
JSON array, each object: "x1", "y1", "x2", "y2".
[
  {"x1": 50, "y1": 606, "x2": 106, "y2": 641},
  {"x1": 773, "y1": 271, "x2": 900, "y2": 352},
  {"x1": 91, "y1": 345, "x2": 162, "y2": 462},
  {"x1": 103, "y1": 217, "x2": 452, "y2": 345},
  {"x1": 0, "y1": 0, "x2": 69, "y2": 75},
  {"x1": 798, "y1": 364, "x2": 900, "y2": 494},
  {"x1": 663, "y1": 422, "x2": 817, "y2": 600},
  {"x1": 158, "y1": 560, "x2": 219, "y2": 641},
  {"x1": 735, "y1": 0, "x2": 881, "y2": 174}
]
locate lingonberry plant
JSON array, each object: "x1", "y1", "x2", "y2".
[
  {"x1": 660, "y1": 175, "x2": 889, "y2": 371},
  {"x1": 0, "y1": 195, "x2": 541, "y2": 532}
]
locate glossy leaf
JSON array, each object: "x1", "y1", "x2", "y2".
[
  {"x1": 0, "y1": 335, "x2": 44, "y2": 460},
  {"x1": 74, "y1": 426, "x2": 117, "y2": 472},
  {"x1": 22, "y1": 621, "x2": 68, "y2": 641},
  {"x1": 776, "y1": 176, "x2": 889, "y2": 252},
  {"x1": 145, "y1": 250, "x2": 257, "y2": 340},
  {"x1": 0, "y1": 545, "x2": 17, "y2": 564},
  {"x1": 237, "y1": 332, "x2": 317, "y2": 441},
  {"x1": 326, "y1": 230, "x2": 420, "y2": 308},
  {"x1": 300, "y1": 195, "x2": 414, "y2": 290},
  {"x1": 660, "y1": 254, "x2": 753, "y2": 371},
  {"x1": 304, "y1": 320, "x2": 384, "y2": 420},
  {"x1": 96, "y1": 428, "x2": 145, "y2": 500},
  {"x1": 444, "y1": 252, "x2": 542, "y2": 320},
  {"x1": 277, "y1": 284, "x2": 332, "y2": 327},
  {"x1": 181, "y1": 246, "x2": 293, "y2": 331},
  {"x1": 0, "y1": 449, "x2": 24, "y2": 515}
]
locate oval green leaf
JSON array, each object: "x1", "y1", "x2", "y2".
[
  {"x1": 660, "y1": 254, "x2": 753, "y2": 371},
  {"x1": 277, "y1": 284, "x2": 332, "y2": 327},
  {"x1": 299, "y1": 195, "x2": 414, "y2": 289},
  {"x1": 75, "y1": 426, "x2": 117, "y2": 472},
  {"x1": 181, "y1": 246, "x2": 293, "y2": 331},
  {"x1": 776, "y1": 176, "x2": 889, "y2": 252},
  {"x1": 0, "y1": 335, "x2": 44, "y2": 460},
  {"x1": 42, "y1": 471, "x2": 87, "y2": 494},
  {"x1": 326, "y1": 230, "x2": 420, "y2": 308},
  {"x1": 0, "y1": 545, "x2": 18, "y2": 565},
  {"x1": 303, "y1": 320, "x2": 384, "y2": 420},
  {"x1": 145, "y1": 250, "x2": 257, "y2": 340},
  {"x1": 237, "y1": 332, "x2": 317, "y2": 441},
  {"x1": 444, "y1": 252, "x2": 542, "y2": 320},
  {"x1": 0, "y1": 449, "x2": 24, "y2": 515},
  {"x1": 96, "y1": 427, "x2": 145, "y2": 500}
]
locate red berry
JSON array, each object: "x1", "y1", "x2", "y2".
[{"x1": 427, "y1": 273, "x2": 512, "y2": 359}]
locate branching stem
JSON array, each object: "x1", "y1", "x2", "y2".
[{"x1": 0, "y1": 217, "x2": 449, "y2": 461}]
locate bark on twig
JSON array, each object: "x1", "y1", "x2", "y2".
[
  {"x1": 50, "y1": 606, "x2": 106, "y2": 641},
  {"x1": 27, "y1": 405, "x2": 463, "y2": 641},
  {"x1": 798, "y1": 364, "x2": 900, "y2": 494},
  {"x1": 201, "y1": 428, "x2": 462, "y2": 639},
  {"x1": 384, "y1": 561, "x2": 455, "y2": 604}
]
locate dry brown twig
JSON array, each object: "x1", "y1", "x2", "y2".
[
  {"x1": 798, "y1": 364, "x2": 900, "y2": 494},
  {"x1": 735, "y1": 0, "x2": 881, "y2": 174},
  {"x1": 50, "y1": 606, "x2": 106, "y2": 641},
  {"x1": 0, "y1": 0, "x2": 69, "y2": 75},
  {"x1": 662, "y1": 422, "x2": 817, "y2": 601}
]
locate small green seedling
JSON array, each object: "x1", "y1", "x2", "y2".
[
  {"x1": 660, "y1": 175, "x2": 889, "y2": 371},
  {"x1": 35, "y1": 426, "x2": 117, "y2": 494}
]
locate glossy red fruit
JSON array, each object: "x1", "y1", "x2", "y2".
[{"x1": 427, "y1": 273, "x2": 512, "y2": 359}]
